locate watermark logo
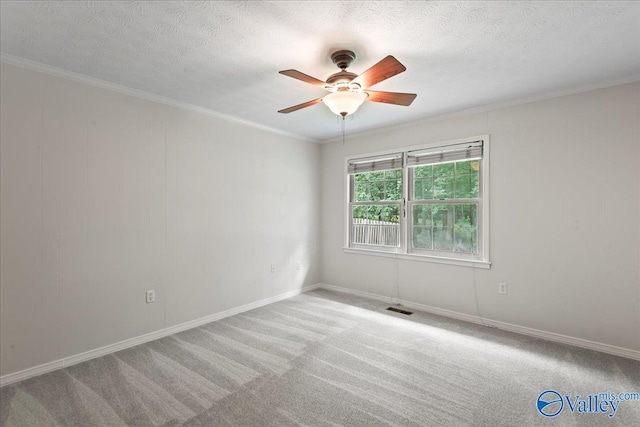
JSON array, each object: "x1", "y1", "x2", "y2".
[
  {"x1": 536, "y1": 390, "x2": 639, "y2": 418},
  {"x1": 537, "y1": 390, "x2": 564, "y2": 417}
]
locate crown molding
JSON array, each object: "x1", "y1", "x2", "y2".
[
  {"x1": 319, "y1": 75, "x2": 640, "y2": 144},
  {"x1": 2, "y1": 53, "x2": 637, "y2": 146},
  {"x1": 0, "y1": 53, "x2": 317, "y2": 144}
]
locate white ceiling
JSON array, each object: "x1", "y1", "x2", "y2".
[{"x1": 1, "y1": 1, "x2": 639, "y2": 142}]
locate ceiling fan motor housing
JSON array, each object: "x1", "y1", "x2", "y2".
[
  {"x1": 326, "y1": 71, "x2": 358, "y2": 85},
  {"x1": 330, "y1": 50, "x2": 356, "y2": 70}
]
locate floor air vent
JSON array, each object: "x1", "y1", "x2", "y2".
[{"x1": 387, "y1": 306, "x2": 413, "y2": 315}]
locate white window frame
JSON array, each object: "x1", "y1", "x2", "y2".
[{"x1": 344, "y1": 135, "x2": 491, "y2": 269}]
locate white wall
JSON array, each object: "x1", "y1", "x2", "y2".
[
  {"x1": 321, "y1": 82, "x2": 640, "y2": 353},
  {"x1": 0, "y1": 62, "x2": 321, "y2": 376},
  {"x1": 1, "y1": 61, "x2": 638, "y2": 378}
]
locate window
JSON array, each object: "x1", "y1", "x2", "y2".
[
  {"x1": 348, "y1": 153, "x2": 403, "y2": 251},
  {"x1": 346, "y1": 137, "x2": 489, "y2": 267}
]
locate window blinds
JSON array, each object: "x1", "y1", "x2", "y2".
[
  {"x1": 406, "y1": 140, "x2": 483, "y2": 167},
  {"x1": 347, "y1": 153, "x2": 403, "y2": 174}
]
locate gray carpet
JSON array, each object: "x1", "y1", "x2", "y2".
[{"x1": 1, "y1": 289, "x2": 639, "y2": 426}]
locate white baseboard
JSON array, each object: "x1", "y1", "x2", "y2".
[
  {"x1": 4, "y1": 281, "x2": 636, "y2": 387},
  {"x1": 316, "y1": 283, "x2": 640, "y2": 362},
  {"x1": 0, "y1": 283, "x2": 321, "y2": 387}
]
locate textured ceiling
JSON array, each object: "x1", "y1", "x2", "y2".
[{"x1": 1, "y1": 1, "x2": 639, "y2": 142}]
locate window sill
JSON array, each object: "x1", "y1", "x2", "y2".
[{"x1": 343, "y1": 247, "x2": 491, "y2": 269}]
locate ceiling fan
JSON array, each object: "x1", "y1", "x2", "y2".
[{"x1": 278, "y1": 50, "x2": 417, "y2": 118}]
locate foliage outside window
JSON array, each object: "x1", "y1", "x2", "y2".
[
  {"x1": 351, "y1": 169, "x2": 402, "y2": 248},
  {"x1": 410, "y1": 160, "x2": 479, "y2": 254},
  {"x1": 347, "y1": 139, "x2": 488, "y2": 264}
]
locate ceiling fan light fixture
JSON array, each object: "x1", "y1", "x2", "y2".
[
  {"x1": 323, "y1": 91, "x2": 367, "y2": 117},
  {"x1": 278, "y1": 51, "x2": 415, "y2": 115}
]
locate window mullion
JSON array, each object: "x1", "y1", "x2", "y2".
[
  {"x1": 410, "y1": 199, "x2": 479, "y2": 204},
  {"x1": 350, "y1": 201, "x2": 402, "y2": 206},
  {"x1": 402, "y1": 153, "x2": 410, "y2": 253}
]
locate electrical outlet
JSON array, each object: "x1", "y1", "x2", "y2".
[
  {"x1": 146, "y1": 290, "x2": 156, "y2": 303},
  {"x1": 498, "y1": 283, "x2": 508, "y2": 295},
  {"x1": 270, "y1": 264, "x2": 276, "y2": 273},
  {"x1": 296, "y1": 262, "x2": 301, "y2": 271}
]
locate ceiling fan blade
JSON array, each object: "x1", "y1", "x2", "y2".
[
  {"x1": 278, "y1": 98, "x2": 323, "y2": 114},
  {"x1": 279, "y1": 69, "x2": 327, "y2": 87},
  {"x1": 364, "y1": 90, "x2": 417, "y2": 106},
  {"x1": 353, "y1": 56, "x2": 406, "y2": 88}
]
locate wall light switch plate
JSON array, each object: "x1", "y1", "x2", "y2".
[
  {"x1": 498, "y1": 283, "x2": 508, "y2": 295},
  {"x1": 146, "y1": 290, "x2": 156, "y2": 303}
]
